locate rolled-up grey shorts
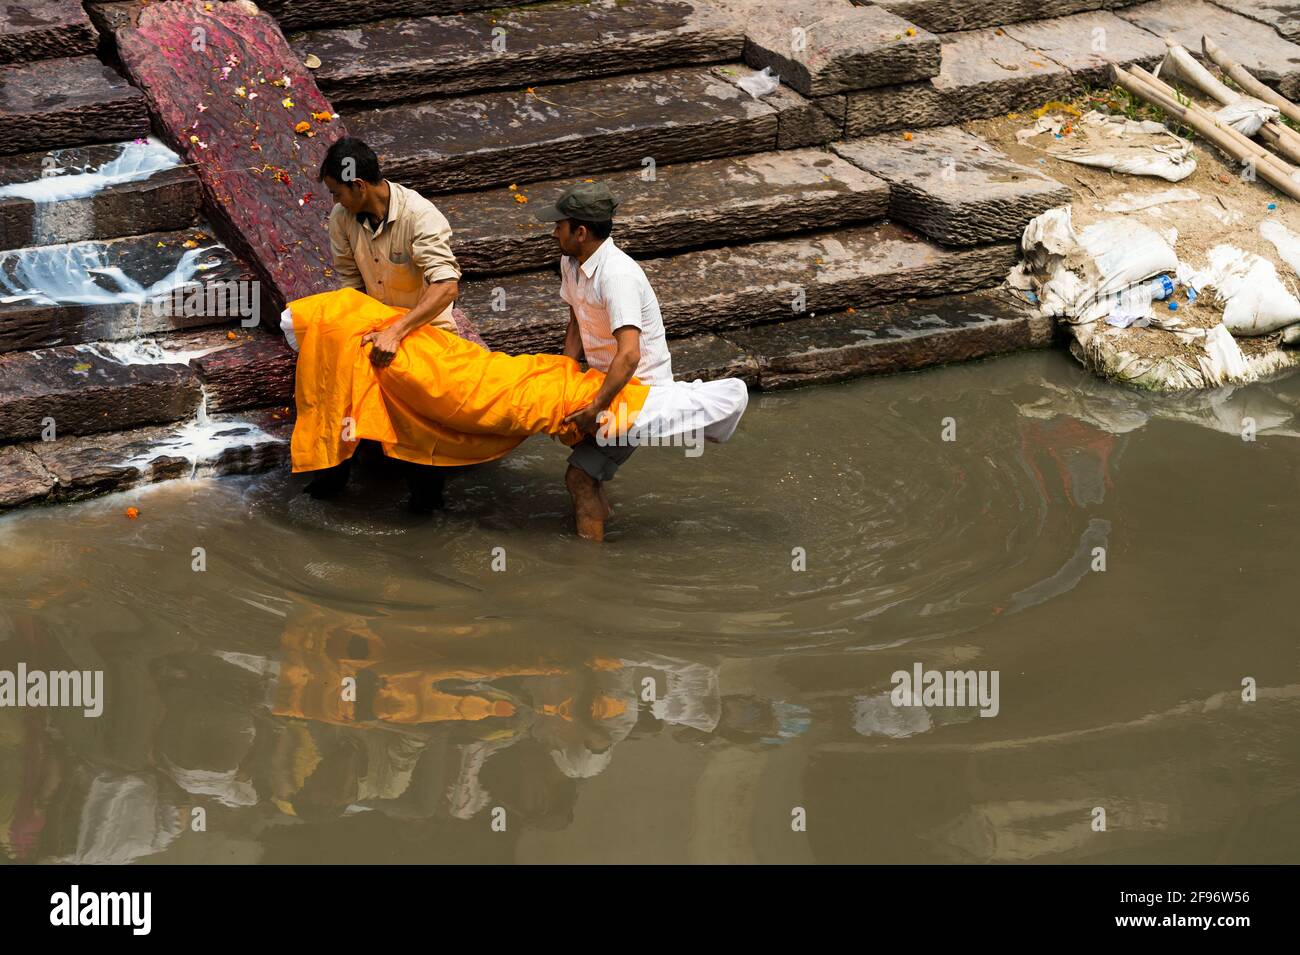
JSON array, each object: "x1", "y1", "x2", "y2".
[{"x1": 568, "y1": 434, "x2": 637, "y2": 481}]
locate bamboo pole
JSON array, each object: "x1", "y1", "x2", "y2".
[
  {"x1": 1110, "y1": 64, "x2": 1300, "y2": 200},
  {"x1": 1130, "y1": 64, "x2": 1300, "y2": 182},
  {"x1": 1159, "y1": 39, "x2": 1300, "y2": 164},
  {"x1": 1202, "y1": 35, "x2": 1300, "y2": 125}
]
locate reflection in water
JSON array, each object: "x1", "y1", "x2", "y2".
[{"x1": 1, "y1": 351, "x2": 1298, "y2": 863}]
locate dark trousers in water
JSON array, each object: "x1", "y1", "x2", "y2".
[{"x1": 303, "y1": 441, "x2": 445, "y2": 512}]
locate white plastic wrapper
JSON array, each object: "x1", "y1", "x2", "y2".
[{"x1": 736, "y1": 66, "x2": 780, "y2": 98}]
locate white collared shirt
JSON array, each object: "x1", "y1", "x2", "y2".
[{"x1": 559, "y1": 237, "x2": 673, "y2": 386}]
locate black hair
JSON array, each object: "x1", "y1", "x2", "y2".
[
  {"x1": 567, "y1": 218, "x2": 613, "y2": 240},
  {"x1": 319, "y1": 137, "x2": 381, "y2": 185}
]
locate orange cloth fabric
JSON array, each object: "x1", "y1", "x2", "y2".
[{"x1": 288, "y1": 287, "x2": 649, "y2": 472}]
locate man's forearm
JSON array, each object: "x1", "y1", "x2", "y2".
[
  {"x1": 590, "y1": 351, "x2": 639, "y2": 411},
  {"x1": 563, "y1": 312, "x2": 583, "y2": 361},
  {"x1": 392, "y1": 280, "x2": 458, "y2": 336}
]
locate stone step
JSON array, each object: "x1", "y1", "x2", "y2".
[
  {"x1": 866, "y1": 0, "x2": 1144, "y2": 35},
  {"x1": 1212, "y1": 0, "x2": 1300, "y2": 44},
  {"x1": 0, "y1": 54, "x2": 149, "y2": 156},
  {"x1": 712, "y1": 0, "x2": 940, "y2": 96},
  {"x1": 0, "y1": 139, "x2": 202, "y2": 251},
  {"x1": 0, "y1": 341, "x2": 202, "y2": 442},
  {"x1": 830, "y1": 26, "x2": 1078, "y2": 138},
  {"x1": 347, "y1": 64, "x2": 836, "y2": 195},
  {"x1": 460, "y1": 224, "x2": 1017, "y2": 354},
  {"x1": 719, "y1": 290, "x2": 1056, "y2": 389},
  {"x1": 0, "y1": 226, "x2": 257, "y2": 353},
  {"x1": 443, "y1": 149, "x2": 889, "y2": 276},
  {"x1": 0, "y1": 0, "x2": 99, "y2": 65},
  {"x1": 1118, "y1": 0, "x2": 1300, "y2": 98},
  {"x1": 0, "y1": 407, "x2": 289, "y2": 508},
  {"x1": 832, "y1": 126, "x2": 1071, "y2": 246},
  {"x1": 260, "y1": 0, "x2": 535, "y2": 32},
  {"x1": 1001, "y1": 10, "x2": 1166, "y2": 88},
  {"x1": 294, "y1": 0, "x2": 744, "y2": 106},
  {"x1": 168, "y1": 327, "x2": 298, "y2": 414}
]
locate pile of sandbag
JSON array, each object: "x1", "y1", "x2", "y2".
[{"x1": 1008, "y1": 206, "x2": 1300, "y2": 391}]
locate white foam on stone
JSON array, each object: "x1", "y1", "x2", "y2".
[
  {"x1": 0, "y1": 138, "x2": 181, "y2": 203},
  {"x1": 0, "y1": 241, "x2": 222, "y2": 306},
  {"x1": 77, "y1": 337, "x2": 234, "y2": 366}
]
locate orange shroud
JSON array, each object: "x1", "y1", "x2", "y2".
[{"x1": 287, "y1": 288, "x2": 649, "y2": 472}]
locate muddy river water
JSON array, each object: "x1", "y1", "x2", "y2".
[{"x1": 1, "y1": 349, "x2": 1297, "y2": 863}]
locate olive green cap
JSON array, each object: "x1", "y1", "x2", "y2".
[{"x1": 533, "y1": 181, "x2": 619, "y2": 223}]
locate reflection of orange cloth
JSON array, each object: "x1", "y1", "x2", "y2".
[{"x1": 287, "y1": 288, "x2": 649, "y2": 472}]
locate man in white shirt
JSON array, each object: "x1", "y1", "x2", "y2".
[{"x1": 534, "y1": 182, "x2": 674, "y2": 541}]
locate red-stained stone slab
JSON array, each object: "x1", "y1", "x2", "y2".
[{"x1": 113, "y1": 1, "x2": 343, "y2": 311}]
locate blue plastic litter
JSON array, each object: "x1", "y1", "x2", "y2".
[
  {"x1": 1168, "y1": 301, "x2": 1178, "y2": 311},
  {"x1": 1269, "y1": 203, "x2": 1278, "y2": 210}
]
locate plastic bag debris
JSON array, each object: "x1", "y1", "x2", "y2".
[
  {"x1": 1259, "y1": 218, "x2": 1300, "y2": 279},
  {"x1": 737, "y1": 67, "x2": 780, "y2": 99},
  {"x1": 1051, "y1": 111, "x2": 1196, "y2": 182},
  {"x1": 1102, "y1": 188, "x2": 1200, "y2": 213}
]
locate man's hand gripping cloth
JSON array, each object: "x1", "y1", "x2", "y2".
[{"x1": 282, "y1": 288, "x2": 748, "y2": 472}]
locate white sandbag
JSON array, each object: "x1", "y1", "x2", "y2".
[
  {"x1": 1016, "y1": 207, "x2": 1179, "y2": 324},
  {"x1": 1053, "y1": 111, "x2": 1196, "y2": 182},
  {"x1": 1193, "y1": 245, "x2": 1300, "y2": 336},
  {"x1": 1213, "y1": 97, "x2": 1280, "y2": 136},
  {"x1": 1260, "y1": 218, "x2": 1300, "y2": 277},
  {"x1": 1058, "y1": 148, "x2": 1196, "y2": 182}
]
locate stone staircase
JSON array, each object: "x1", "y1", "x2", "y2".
[
  {"x1": 0, "y1": 2, "x2": 291, "y2": 508},
  {"x1": 6, "y1": 0, "x2": 1300, "y2": 510}
]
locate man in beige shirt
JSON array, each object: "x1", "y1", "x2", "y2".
[{"x1": 309, "y1": 136, "x2": 461, "y2": 510}]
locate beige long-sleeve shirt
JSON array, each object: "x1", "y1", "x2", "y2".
[{"x1": 327, "y1": 180, "x2": 460, "y2": 331}]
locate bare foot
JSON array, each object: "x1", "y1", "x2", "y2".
[{"x1": 565, "y1": 465, "x2": 605, "y2": 541}]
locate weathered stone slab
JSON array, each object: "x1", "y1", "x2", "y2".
[
  {"x1": 1212, "y1": 0, "x2": 1300, "y2": 44},
  {"x1": 349, "y1": 66, "x2": 788, "y2": 194},
  {"x1": 261, "y1": 0, "x2": 534, "y2": 32},
  {"x1": 0, "y1": 141, "x2": 201, "y2": 250},
  {"x1": 0, "y1": 55, "x2": 148, "y2": 156},
  {"x1": 736, "y1": 70, "x2": 843, "y2": 147},
  {"x1": 113, "y1": 2, "x2": 344, "y2": 312},
  {"x1": 25, "y1": 410, "x2": 289, "y2": 502},
  {"x1": 0, "y1": 445, "x2": 55, "y2": 508},
  {"x1": 668, "y1": 332, "x2": 760, "y2": 384},
  {"x1": 0, "y1": 226, "x2": 256, "y2": 352},
  {"x1": 722, "y1": 290, "x2": 1056, "y2": 389},
  {"x1": 0, "y1": 0, "x2": 98, "y2": 65},
  {"x1": 461, "y1": 224, "x2": 1018, "y2": 353},
  {"x1": 711, "y1": 0, "x2": 939, "y2": 96},
  {"x1": 832, "y1": 126, "x2": 1071, "y2": 245},
  {"x1": 1004, "y1": 11, "x2": 1167, "y2": 87},
  {"x1": 188, "y1": 329, "x2": 297, "y2": 412},
  {"x1": 295, "y1": 0, "x2": 743, "y2": 105},
  {"x1": 0, "y1": 343, "x2": 201, "y2": 441},
  {"x1": 1118, "y1": 0, "x2": 1300, "y2": 98},
  {"x1": 843, "y1": 27, "x2": 1078, "y2": 137},
  {"x1": 867, "y1": 0, "x2": 1145, "y2": 35},
  {"x1": 443, "y1": 149, "x2": 889, "y2": 276}
]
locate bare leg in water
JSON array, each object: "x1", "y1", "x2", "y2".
[{"x1": 565, "y1": 465, "x2": 610, "y2": 541}]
